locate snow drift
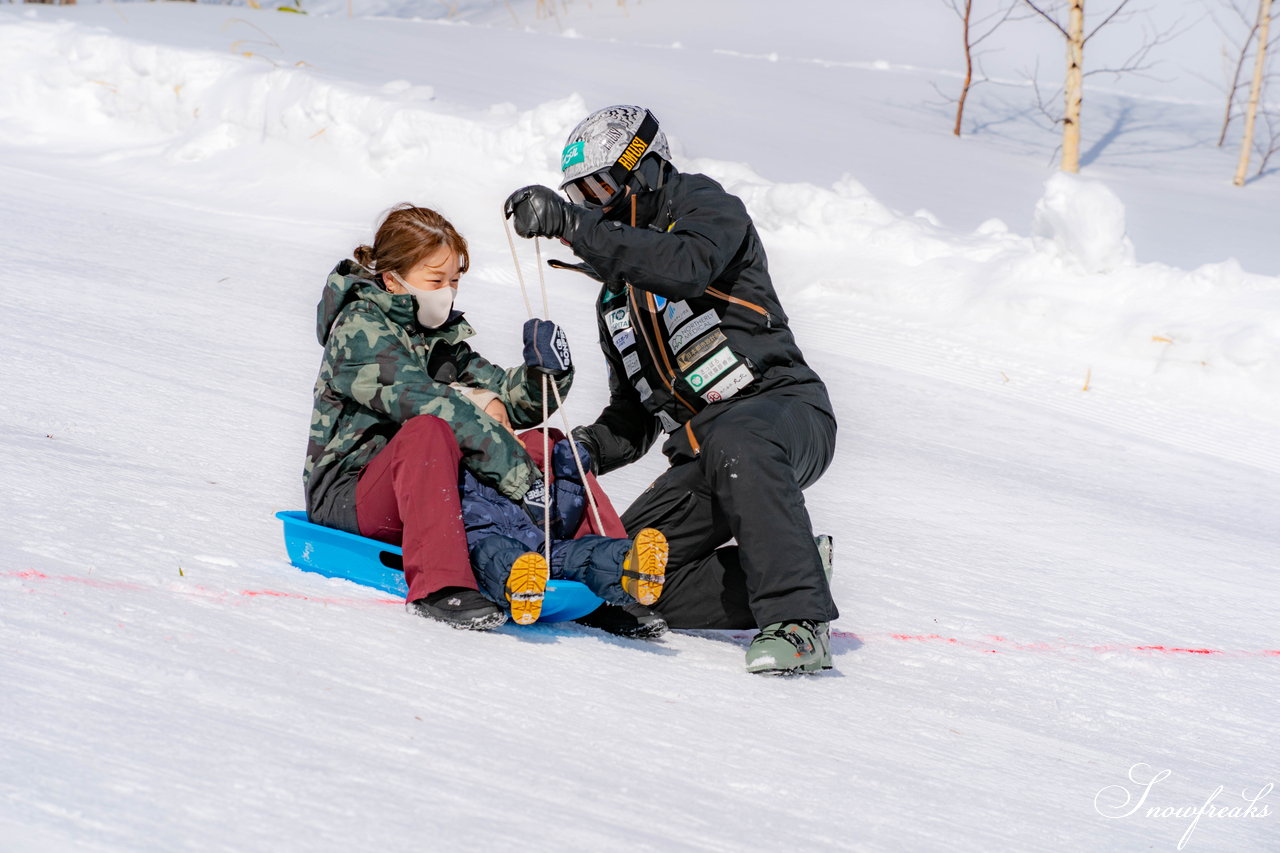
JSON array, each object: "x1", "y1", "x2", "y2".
[{"x1": 1, "y1": 9, "x2": 1276, "y2": 422}]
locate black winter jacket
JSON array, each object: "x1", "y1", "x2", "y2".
[{"x1": 563, "y1": 169, "x2": 834, "y2": 473}]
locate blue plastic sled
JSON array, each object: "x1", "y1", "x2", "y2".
[{"x1": 275, "y1": 511, "x2": 603, "y2": 623}]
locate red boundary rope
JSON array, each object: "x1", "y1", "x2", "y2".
[{"x1": 7, "y1": 570, "x2": 1278, "y2": 658}]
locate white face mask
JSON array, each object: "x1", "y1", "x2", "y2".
[{"x1": 387, "y1": 270, "x2": 457, "y2": 329}]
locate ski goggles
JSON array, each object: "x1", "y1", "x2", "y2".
[{"x1": 562, "y1": 169, "x2": 625, "y2": 209}]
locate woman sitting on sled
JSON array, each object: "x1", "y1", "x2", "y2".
[{"x1": 303, "y1": 204, "x2": 667, "y2": 633}]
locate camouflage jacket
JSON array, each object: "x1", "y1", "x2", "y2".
[{"x1": 304, "y1": 259, "x2": 571, "y2": 532}]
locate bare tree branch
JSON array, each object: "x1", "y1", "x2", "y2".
[
  {"x1": 1085, "y1": 15, "x2": 1182, "y2": 80},
  {"x1": 944, "y1": 0, "x2": 1028, "y2": 136},
  {"x1": 1230, "y1": 0, "x2": 1258, "y2": 27},
  {"x1": 971, "y1": 1, "x2": 1027, "y2": 47},
  {"x1": 1220, "y1": 10, "x2": 1262, "y2": 145},
  {"x1": 1085, "y1": 0, "x2": 1135, "y2": 44},
  {"x1": 1021, "y1": 0, "x2": 1070, "y2": 38},
  {"x1": 1027, "y1": 60, "x2": 1065, "y2": 127},
  {"x1": 1255, "y1": 108, "x2": 1280, "y2": 175}
]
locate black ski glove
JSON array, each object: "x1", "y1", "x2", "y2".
[{"x1": 504, "y1": 185, "x2": 584, "y2": 241}]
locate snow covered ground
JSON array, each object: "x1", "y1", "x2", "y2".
[{"x1": 2, "y1": 1, "x2": 1277, "y2": 850}]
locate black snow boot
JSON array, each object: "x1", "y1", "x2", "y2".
[
  {"x1": 575, "y1": 601, "x2": 668, "y2": 639},
  {"x1": 409, "y1": 587, "x2": 507, "y2": 631}
]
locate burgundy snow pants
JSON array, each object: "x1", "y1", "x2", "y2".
[
  {"x1": 355, "y1": 415, "x2": 473, "y2": 603},
  {"x1": 355, "y1": 415, "x2": 625, "y2": 603}
]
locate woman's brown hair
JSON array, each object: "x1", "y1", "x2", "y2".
[{"x1": 353, "y1": 204, "x2": 470, "y2": 277}]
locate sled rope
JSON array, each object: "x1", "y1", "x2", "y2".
[
  {"x1": 505, "y1": 221, "x2": 554, "y2": 564},
  {"x1": 504, "y1": 222, "x2": 536, "y2": 319},
  {"x1": 526, "y1": 237, "x2": 602, "y2": 533},
  {"x1": 502, "y1": 217, "x2": 605, "y2": 537},
  {"x1": 534, "y1": 236, "x2": 550, "y2": 318},
  {"x1": 541, "y1": 372, "x2": 551, "y2": 563}
]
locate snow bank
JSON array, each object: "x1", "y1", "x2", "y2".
[
  {"x1": 2, "y1": 10, "x2": 1277, "y2": 418},
  {"x1": 1032, "y1": 172, "x2": 1135, "y2": 275},
  {"x1": 727, "y1": 164, "x2": 1279, "y2": 415},
  {"x1": 0, "y1": 14, "x2": 569, "y2": 177}
]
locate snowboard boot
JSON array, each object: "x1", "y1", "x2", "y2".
[
  {"x1": 409, "y1": 587, "x2": 507, "y2": 631},
  {"x1": 744, "y1": 620, "x2": 833, "y2": 675},
  {"x1": 505, "y1": 551, "x2": 550, "y2": 626},
  {"x1": 815, "y1": 534, "x2": 834, "y2": 584},
  {"x1": 575, "y1": 601, "x2": 669, "y2": 639},
  {"x1": 620, "y1": 528, "x2": 668, "y2": 606}
]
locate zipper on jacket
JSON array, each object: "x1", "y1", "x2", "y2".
[{"x1": 705, "y1": 286, "x2": 772, "y2": 327}]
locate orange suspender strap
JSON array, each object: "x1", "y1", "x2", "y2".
[{"x1": 684, "y1": 421, "x2": 700, "y2": 456}]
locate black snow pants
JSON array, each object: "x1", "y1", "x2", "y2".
[{"x1": 620, "y1": 390, "x2": 839, "y2": 630}]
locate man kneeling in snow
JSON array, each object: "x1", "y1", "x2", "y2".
[{"x1": 505, "y1": 105, "x2": 839, "y2": 675}]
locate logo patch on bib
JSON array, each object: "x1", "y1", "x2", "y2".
[
  {"x1": 668, "y1": 311, "x2": 719, "y2": 354},
  {"x1": 684, "y1": 347, "x2": 737, "y2": 390}
]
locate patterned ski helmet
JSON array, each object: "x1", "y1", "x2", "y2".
[{"x1": 559, "y1": 105, "x2": 670, "y2": 208}]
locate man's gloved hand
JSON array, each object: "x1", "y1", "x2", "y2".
[
  {"x1": 504, "y1": 185, "x2": 583, "y2": 240},
  {"x1": 522, "y1": 477, "x2": 550, "y2": 528},
  {"x1": 552, "y1": 437, "x2": 593, "y2": 480},
  {"x1": 523, "y1": 318, "x2": 571, "y2": 375}
]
